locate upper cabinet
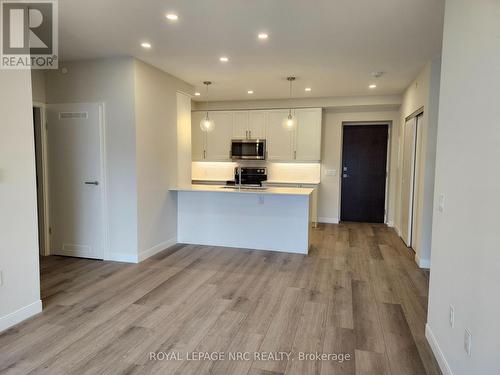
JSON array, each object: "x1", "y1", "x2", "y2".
[
  {"x1": 248, "y1": 111, "x2": 266, "y2": 139},
  {"x1": 294, "y1": 108, "x2": 322, "y2": 161},
  {"x1": 266, "y1": 110, "x2": 294, "y2": 161},
  {"x1": 233, "y1": 111, "x2": 249, "y2": 139},
  {"x1": 233, "y1": 110, "x2": 266, "y2": 140},
  {"x1": 206, "y1": 111, "x2": 233, "y2": 161},
  {"x1": 191, "y1": 108, "x2": 322, "y2": 162},
  {"x1": 191, "y1": 111, "x2": 206, "y2": 161}
]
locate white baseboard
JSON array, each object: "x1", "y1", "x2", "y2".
[
  {"x1": 105, "y1": 252, "x2": 139, "y2": 263},
  {"x1": 0, "y1": 300, "x2": 42, "y2": 333},
  {"x1": 318, "y1": 217, "x2": 339, "y2": 224},
  {"x1": 426, "y1": 324, "x2": 453, "y2": 375},
  {"x1": 387, "y1": 220, "x2": 394, "y2": 227},
  {"x1": 415, "y1": 253, "x2": 431, "y2": 269},
  {"x1": 138, "y1": 237, "x2": 177, "y2": 262}
]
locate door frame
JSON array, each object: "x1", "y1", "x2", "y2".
[
  {"x1": 400, "y1": 107, "x2": 424, "y2": 248},
  {"x1": 43, "y1": 102, "x2": 110, "y2": 260},
  {"x1": 33, "y1": 102, "x2": 51, "y2": 256},
  {"x1": 338, "y1": 121, "x2": 392, "y2": 224}
]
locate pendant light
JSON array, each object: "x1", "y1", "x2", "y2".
[
  {"x1": 282, "y1": 76, "x2": 297, "y2": 131},
  {"x1": 200, "y1": 81, "x2": 215, "y2": 132}
]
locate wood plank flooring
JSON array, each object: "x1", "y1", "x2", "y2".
[{"x1": 0, "y1": 223, "x2": 441, "y2": 375}]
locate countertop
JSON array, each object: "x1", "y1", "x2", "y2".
[
  {"x1": 171, "y1": 184, "x2": 314, "y2": 196},
  {"x1": 192, "y1": 179, "x2": 320, "y2": 185}
]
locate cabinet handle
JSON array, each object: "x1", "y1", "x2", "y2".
[
  {"x1": 294, "y1": 150, "x2": 297, "y2": 160},
  {"x1": 249, "y1": 130, "x2": 252, "y2": 139},
  {"x1": 203, "y1": 150, "x2": 206, "y2": 159}
]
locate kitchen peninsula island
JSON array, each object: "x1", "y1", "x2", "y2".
[{"x1": 171, "y1": 185, "x2": 313, "y2": 254}]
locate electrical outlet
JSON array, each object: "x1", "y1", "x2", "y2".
[
  {"x1": 464, "y1": 329, "x2": 472, "y2": 356},
  {"x1": 449, "y1": 304, "x2": 455, "y2": 328}
]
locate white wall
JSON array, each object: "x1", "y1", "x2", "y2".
[
  {"x1": 0, "y1": 70, "x2": 42, "y2": 331},
  {"x1": 397, "y1": 58, "x2": 441, "y2": 268},
  {"x1": 31, "y1": 70, "x2": 46, "y2": 104},
  {"x1": 427, "y1": 1, "x2": 500, "y2": 374},
  {"x1": 133, "y1": 60, "x2": 193, "y2": 260},
  {"x1": 45, "y1": 58, "x2": 138, "y2": 261},
  {"x1": 320, "y1": 109, "x2": 400, "y2": 224}
]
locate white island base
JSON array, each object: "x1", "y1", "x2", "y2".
[{"x1": 173, "y1": 185, "x2": 313, "y2": 254}]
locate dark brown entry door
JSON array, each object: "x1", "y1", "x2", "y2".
[{"x1": 340, "y1": 124, "x2": 388, "y2": 223}]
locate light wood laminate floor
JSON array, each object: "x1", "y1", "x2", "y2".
[{"x1": 0, "y1": 223, "x2": 441, "y2": 375}]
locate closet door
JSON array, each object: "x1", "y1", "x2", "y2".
[{"x1": 400, "y1": 116, "x2": 418, "y2": 246}]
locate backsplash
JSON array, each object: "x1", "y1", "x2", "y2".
[{"x1": 192, "y1": 162, "x2": 321, "y2": 184}]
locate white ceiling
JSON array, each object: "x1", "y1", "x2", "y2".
[{"x1": 58, "y1": 0, "x2": 444, "y2": 101}]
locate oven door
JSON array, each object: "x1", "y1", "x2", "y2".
[{"x1": 231, "y1": 140, "x2": 266, "y2": 160}]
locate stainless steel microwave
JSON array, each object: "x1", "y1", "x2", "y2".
[{"x1": 231, "y1": 139, "x2": 266, "y2": 160}]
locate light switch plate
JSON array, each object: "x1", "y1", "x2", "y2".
[
  {"x1": 464, "y1": 328, "x2": 472, "y2": 356},
  {"x1": 438, "y1": 193, "x2": 445, "y2": 212}
]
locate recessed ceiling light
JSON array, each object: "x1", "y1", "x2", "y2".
[
  {"x1": 369, "y1": 84, "x2": 377, "y2": 89},
  {"x1": 219, "y1": 56, "x2": 229, "y2": 62},
  {"x1": 194, "y1": 92, "x2": 201, "y2": 96},
  {"x1": 166, "y1": 13, "x2": 178, "y2": 21},
  {"x1": 247, "y1": 90, "x2": 254, "y2": 94},
  {"x1": 258, "y1": 33, "x2": 268, "y2": 40},
  {"x1": 141, "y1": 42, "x2": 151, "y2": 49},
  {"x1": 305, "y1": 87, "x2": 312, "y2": 92}
]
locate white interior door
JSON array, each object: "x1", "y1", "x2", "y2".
[
  {"x1": 400, "y1": 116, "x2": 418, "y2": 246},
  {"x1": 47, "y1": 103, "x2": 105, "y2": 259}
]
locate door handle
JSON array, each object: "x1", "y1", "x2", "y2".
[{"x1": 84, "y1": 181, "x2": 99, "y2": 185}]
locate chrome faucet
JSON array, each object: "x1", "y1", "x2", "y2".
[{"x1": 237, "y1": 166, "x2": 242, "y2": 190}]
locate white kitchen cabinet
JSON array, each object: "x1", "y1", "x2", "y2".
[
  {"x1": 294, "y1": 108, "x2": 322, "y2": 161},
  {"x1": 206, "y1": 111, "x2": 233, "y2": 161},
  {"x1": 191, "y1": 111, "x2": 206, "y2": 161},
  {"x1": 233, "y1": 111, "x2": 249, "y2": 139},
  {"x1": 191, "y1": 108, "x2": 321, "y2": 162},
  {"x1": 233, "y1": 110, "x2": 266, "y2": 139},
  {"x1": 248, "y1": 110, "x2": 266, "y2": 139},
  {"x1": 266, "y1": 110, "x2": 294, "y2": 161}
]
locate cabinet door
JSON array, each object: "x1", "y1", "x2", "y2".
[
  {"x1": 191, "y1": 111, "x2": 206, "y2": 160},
  {"x1": 233, "y1": 111, "x2": 248, "y2": 139},
  {"x1": 266, "y1": 110, "x2": 294, "y2": 161},
  {"x1": 248, "y1": 110, "x2": 266, "y2": 139},
  {"x1": 206, "y1": 111, "x2": 233, "y2": 160},
  {"x1": 295, "y1": 108, "x2": 322, "y2": 161}
]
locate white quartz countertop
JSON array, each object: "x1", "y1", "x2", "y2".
[
  {"x1": 192, "y1": 179, "x2": 320, "y2": 185},
  {"x1": 171, "y1": 184, "x2": 314, "y2": 196}
]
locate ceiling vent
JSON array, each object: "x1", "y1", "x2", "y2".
[{"x1": 59, "y1": 112, "x2": 88, "y2": 119}]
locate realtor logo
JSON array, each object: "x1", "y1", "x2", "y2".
[{"x1": 1, "y1": 0, "x2": 58, "y2": 69}]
